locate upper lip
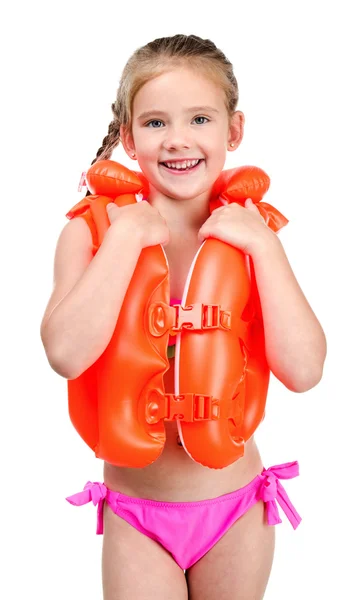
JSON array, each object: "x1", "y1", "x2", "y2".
[{"x1": 160, "y1": 158, "x2": 203, "y2": 163}]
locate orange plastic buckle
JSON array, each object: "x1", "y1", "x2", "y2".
[
  {"x1": 164, "y1": 393, "x2": 221, "y2": 421},
  {"x1": 170, "y1": 303, "x2": 231, "y2": 333},
  {"x1": 144, "y1": 390, "x2": 243, "y2": 425}
]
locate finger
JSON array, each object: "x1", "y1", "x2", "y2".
[
  {"x1": 245, "y1": 198, "x2": 260, "y2": 212},
  {"x1": 198, "y1": 229, "x2": 206, "y2": 243},
  {"x1": 245, "y1": 199, "x2": 266, "y2": 223}
]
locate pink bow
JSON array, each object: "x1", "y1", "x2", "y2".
[
  {"x1": 66, "y1": 481, "x2": 107, "y2": 534},
  {"x1": 257, "y1": 462, "x2": 302, "y2": 529}
]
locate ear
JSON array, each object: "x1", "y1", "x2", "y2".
[
  {"x1": 227, "y1": 111, "x2": 245, "y2": 152},
  {"x1": 120, "y1": 125, "x2": 137, "y2": 159}
]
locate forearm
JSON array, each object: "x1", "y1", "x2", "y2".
[
  {"x1": 43, "y1": 223, "x2": 142, "y2": 379},
  {"x1": 250, "y1": 233, "x2": 327, "y2": 392}
]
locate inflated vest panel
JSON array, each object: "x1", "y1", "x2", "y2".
[{"x1": 66, "y1": 160, "x2": 288, "y2": 468}]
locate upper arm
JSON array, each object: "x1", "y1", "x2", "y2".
[{"x1": 40, "y1": 217, "x2": 94, "y2": 338}]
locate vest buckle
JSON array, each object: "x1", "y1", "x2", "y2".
[
  {"x1": 170, "y1": 303, "x2": 231, "y2": 333},
  {"x1": 164, "y1": 393, "x2": 221, "y2": 421},
  {"x1": 144, "y1": 390, "x2": 244, "y2": 424}
]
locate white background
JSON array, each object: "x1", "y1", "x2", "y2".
[{"x1": 2, "y1": 1, "x2": 348, "y2": 598}]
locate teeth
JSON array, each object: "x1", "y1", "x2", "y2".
[{"x1": 163, "y1": 159, "x2": 200, "y2": 170}]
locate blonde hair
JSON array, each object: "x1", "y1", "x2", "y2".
[{"x1": 88, "y1": 34, "x2": 239, "y2": 176}]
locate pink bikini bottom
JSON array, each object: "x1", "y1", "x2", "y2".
[{"x1": 66, "y1": 461, "x2": 301, "y2": 571}]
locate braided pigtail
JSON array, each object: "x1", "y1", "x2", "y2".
[{"x1": 85, "y1": 101, "x2": 121, "y2": 196}]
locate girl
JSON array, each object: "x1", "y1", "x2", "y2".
[{"x1": 40, "y1": 34, "x2": 326, "y2": 600}]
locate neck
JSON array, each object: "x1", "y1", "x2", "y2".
[{"x1": 147, "y1": 187, "x2": 211, "y2": 232}]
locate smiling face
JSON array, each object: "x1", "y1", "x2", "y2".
[{"x1": 121, "y1": 65, "x2": 244, "y2": 223}]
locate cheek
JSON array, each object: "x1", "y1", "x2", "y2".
[
  {"x1": 207, "y1": 142, "x2": 227, "y2": 166},
  {"x1": 132, "y1": 128, "x2": 157, "y2": 153},
  {"x1": 137, "y1": 141, "x2": 160, "y2": 162},
  {"x1": 205, "y1": 134, "x2": 228, "y2": 156}
]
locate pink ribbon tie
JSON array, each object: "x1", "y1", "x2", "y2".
[
  {"x1": 66, "y1": 481, "x2": 107, "y2": 534},
  {"x1": 257, "y1": 461, "x2": 302, "y2": 529}
]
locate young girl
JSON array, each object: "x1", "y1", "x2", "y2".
[{"x1": 40, "y1": 34, "x2": 326, "y2": 600}]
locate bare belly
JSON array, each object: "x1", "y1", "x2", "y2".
[{"x1": 103, "y1": 356, "x2": 264, "y2": 501}]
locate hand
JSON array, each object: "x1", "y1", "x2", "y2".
[
  {"x1": 106, "y1": 201, "x2": 170, "y2": 249},
  {"x1": 198, "y1": 198, "x2": 273, "y2": 255}
]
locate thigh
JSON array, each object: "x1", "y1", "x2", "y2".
[
  {"x1": 186, "y1": 499, "x2": 275, "y2": 600},
  {"x1": 102, "y1": 503, "x2": 188, "y2": 600}
]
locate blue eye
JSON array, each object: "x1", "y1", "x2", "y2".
[
  {"x1": 146, "y1": 120, "x2": 164, "y2": 128},
  {"x1": 193, "y1": 116, "x2": 209, "y2": 125}
]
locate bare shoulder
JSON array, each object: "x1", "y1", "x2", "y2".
[{"x1": 40, "y1": 217, "x2": 93, "y2": 333}]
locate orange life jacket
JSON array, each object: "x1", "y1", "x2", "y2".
[{"x1": 66, "y1": 160, "x2": 288, "y2": 469}]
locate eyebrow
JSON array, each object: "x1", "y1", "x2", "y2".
[{"x1": 136, "y1": 105, "x2": 220, "y2": 120}]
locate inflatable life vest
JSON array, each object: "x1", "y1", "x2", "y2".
[{"x1": 66, "y1": 160, "x2": 288, "y2": 469}]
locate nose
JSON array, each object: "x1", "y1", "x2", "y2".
[{"x1": 162, "y1": 125, "x2": 192, "y2": 151}]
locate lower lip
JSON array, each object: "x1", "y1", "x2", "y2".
[{"x1": 159, "y1": 160, "x2": 204, "y2": 175}]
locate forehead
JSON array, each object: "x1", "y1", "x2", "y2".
[{"x1": 133, "y1": 67, "x2": 226, "y2": 118}]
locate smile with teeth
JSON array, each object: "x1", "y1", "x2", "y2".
[{"x1": 161, "y1": 159, "x2": 202, "y2": 170}]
